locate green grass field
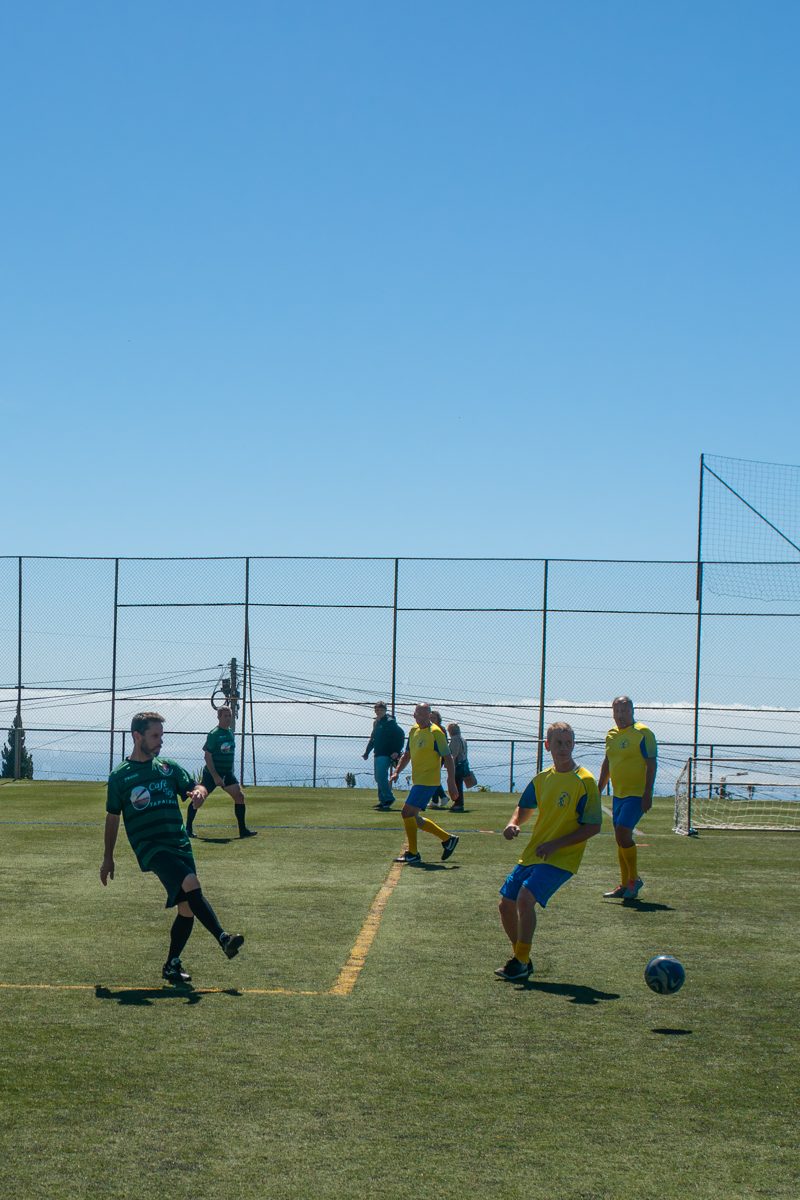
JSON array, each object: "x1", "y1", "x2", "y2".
[{"x1": 0, "y1": 781, "x2": 797, "y2": 1200}]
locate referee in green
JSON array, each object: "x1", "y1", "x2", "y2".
[{"x1": 101, "y1": 711, "x2": 245, "y2": 985}]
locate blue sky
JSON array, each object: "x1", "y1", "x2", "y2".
[{"x1": 2, "y1": 1, "x2": 798, "y2": 559}]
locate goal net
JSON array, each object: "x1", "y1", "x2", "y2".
[{"x1": 674, "y1": 757, "x2": 800, "y2": 834}]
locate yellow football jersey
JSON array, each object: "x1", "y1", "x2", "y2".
[
  {"x1": 407, "y1": 723, "x2": 449, "y2": 786},
  {"x1": 518, "y1": 765, "x2": 602, "y2": 874},
  {"x1": 605, "y1": 722, "x2": 657, "y2": 797}
]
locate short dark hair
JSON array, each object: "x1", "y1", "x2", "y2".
[{"x1": 131, "y1": 711, "x2": 165, "y2": 736}]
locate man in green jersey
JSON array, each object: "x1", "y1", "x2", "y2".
[
  {"x1": 186, "y1": 705, "x2": 255, "y2": 839},
  {"x1": 101, "y1": 711, "x2": 245, "y2": 985}
]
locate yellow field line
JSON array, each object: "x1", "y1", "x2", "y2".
[
  {"x1": 328, "y1": 857, "x2": 404, "y2": 997},
  {"x1": 0, "y1": 982, "x2": 321, "y2": 996},
  {"x1": 0, "y1": 855, "x2": 407, "y2": 1000}
]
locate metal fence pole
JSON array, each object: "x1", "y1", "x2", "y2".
[
  {"x1": 240, "y1": 558, "x2": 250, "y2": 782},
  {"x1": 693, "y1": 455, "x2": 705, "y2": 758},
  {"x1": 390, "y1": 558, "x2": 399, "y2": 715},
  {"x1": 109, "y1": 558, "x2": 120, "y2": 772},
  {"x1": 509, "y1": 740, "x2": 515, "y2": 792},
  {"x1": 312, "y1": 735, "x2": 318, "y2": 788},
  {"x1": 536, "y1": 559, "x2": 549, "y2": 774},
  {"x1": 15, "y1": 557, "x2": 22, "y2": 779}
]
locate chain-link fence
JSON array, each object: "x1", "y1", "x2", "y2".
[{"x1": 1, "y1": 555, "x2": 798, "y2": 794}]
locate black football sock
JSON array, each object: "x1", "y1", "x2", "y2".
[
  {"x1": 186, "y1": 888, "x2": 225, "y2": 941},
  {"x1": 185, "y1": 803, "x2": 195, "y2": 832},
  {"x1": 167, "y1": 914, "x2": 194, "y2": 961},
  {"x1": 235, "y1": 803, "x2": 247, "y2": 834}
]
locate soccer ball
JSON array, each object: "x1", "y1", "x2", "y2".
[{"x1": 644, "y1": 954, "x2": 685, "y2": 995}]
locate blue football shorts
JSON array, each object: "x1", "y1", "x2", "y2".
[
  {"x1": 500, "y1": 862, "x2": 573, "y2": 907},
  {"x1": 405, "y1": 784, "x2": 439, "y2": 811},
  {"x1": 612, "y1": 795, "x2": 645, "y2": 830}
]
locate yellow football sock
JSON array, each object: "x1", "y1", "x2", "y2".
[
  {"x1": 403, "y1": 816, "x2": 419, "y2": 854},
  {"x1": 420, "y1": 816, "x2": 448, "y2": 842},
  {"x1": 617, "y1": 846, "x2": 628, "y2": 885},
  {"x1": 621, "y1": 845, "x2": 638, "y2": 884},
  {"x1": 514, "y1": 941, "x2": 532, "y2": 964}
]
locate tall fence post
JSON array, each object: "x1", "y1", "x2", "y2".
[
  {"x1": 390, "y1": 558, "x2": 399, "y2": 715},
  {"x1": 240, "y1": 558, "x2": 250, "y2": 783},
  {"x1": 509, "y1": 740, "x2": 515, "y2": 792},
  {"x1": 536, "y1": 559, "x2": 549, "y2": 774},
  {"x1": 15, "y1": 557, "x2": 22, "y2": 780},
  {"x1": 312, "y1": 735, "x2": 318, "y2": 788},
  {"x1": 109, "y1": 558, "x2": 120, "y2": 772},
  {"x1": 693, "y1": 454, "x2": 705, "y2": 759}
]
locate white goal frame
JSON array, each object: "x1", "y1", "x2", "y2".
[{"x1": 674, "y1": 756, "x2": 800, "y2": 834}]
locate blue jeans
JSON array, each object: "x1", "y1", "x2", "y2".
[{"x1": 374, "y1": 756, "x2": 395, "y2": 807}]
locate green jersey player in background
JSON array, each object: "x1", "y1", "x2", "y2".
[
  {"x1": 186, "y1": 705, "x2": 256, "y2": 839},
  {"x1": 101, "y1": 711, "x2": 245, "y2": 985}
]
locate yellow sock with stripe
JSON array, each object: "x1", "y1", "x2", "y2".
[
  {"x1": 514, "y1": 942, "x2": 532, "y2": 965},
  {"x1": 403, "y1": 816, "x2": 419, "y2": 854},
  {"x1": 420, "y1": 817, "x2": 448, "y2": 842},
  {"x1": 620, "y1": 845, "x2": 638, "y2": 884}
]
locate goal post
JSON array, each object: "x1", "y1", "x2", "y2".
[{"x1": 674, "y1": 756, "x2": 800, "y2": 834}]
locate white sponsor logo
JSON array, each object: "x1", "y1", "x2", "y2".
[{"x1": 130, "y1": 786, "x2": 151, "y2": 811}]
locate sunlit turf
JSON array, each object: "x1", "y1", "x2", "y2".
[{"x1": 0, "y1": 781, "x2": 796, "y2": 1199}]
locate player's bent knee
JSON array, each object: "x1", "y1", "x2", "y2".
[{"x1": 182, "y1": 874, "x2": 200, "y2": 892}]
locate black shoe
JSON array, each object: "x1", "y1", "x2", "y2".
[
  {"x1": 375, "y1": 804, "x2": 394, "y2": 811},
  {"x1": 186, "y1": 828, "x2": 196, "y2": 838},
  {"x1": 394, "y1": 850, "x2": 422, "y2": 864},
  {"x1": 220, "y1": 933, "x2": 244, "y2": 960},
  {"x1": 441, "y1": 835, "x2": 459, "y2": 861},
  {"x1": 450, "y1": 806, "x2": 465, "y2": 813},
  {"x1": 240, "y1": 829, "x2": 257, "y2": 838},
  {"x1": 494, "y1": 957, "x2": 533, "y2": 981},
  {"x1": 162, "y1": 958, "x2": 191, "y2": 984}
]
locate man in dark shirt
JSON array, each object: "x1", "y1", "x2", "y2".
[
  {"x1": 362, "y1": 701, "x2": 405, "y2": 810},
  {"x1": 102, "y1": 711, "x2": 245, "y2": 985}
]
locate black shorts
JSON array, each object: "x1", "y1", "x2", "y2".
[
  {"x1": 149, "y1": 850, "x2": 197, "y2": 908},
  {"x1": 201, "y1": 768, "x2": 239, "y2": 794}
]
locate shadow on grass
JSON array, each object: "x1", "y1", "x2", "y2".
[
  {"x1": 620, "y1": 899, "x2": 675, "y2": 913},
  {"x1": 652, "y1": 1027, "x2": 693, "y2": 1036},
  {"x1": 94, "y1": 985, "x2": 242, "y2": 1007},
  {"x1": 191, "y1": 835, "x2": 238, "y2": 845},
  {"x1": 511, "y1": 980, "x2": 621, "y2": 1006},
  {"x1": 410, "y1": 862, "x2": 460, "y2": 873}
]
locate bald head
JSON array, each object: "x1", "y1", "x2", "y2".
[
  {"x1": 414, "y1": 703, "x2": 432, "y2": 728},
  {"x1": 612, "y1": 696, "x2": 634, "y2": 729}
]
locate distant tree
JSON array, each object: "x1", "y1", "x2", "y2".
[
  {"x1": 1, "y1": 714, "x2": 34, "y2": 779},
  {"x1": 345, "y1": 771, "x2": 356, "y2": 788}
]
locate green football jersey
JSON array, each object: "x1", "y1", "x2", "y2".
[
  {"x1": 106, "y1": 757, "x2": 194, "y2": 872},
  {"x1": 204, "y1": 725, "x2": 236, "y2": 774}
]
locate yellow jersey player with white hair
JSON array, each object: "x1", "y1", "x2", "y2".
[{"x1": 598, "y1": 696, "x2": 657, "y2": 901}]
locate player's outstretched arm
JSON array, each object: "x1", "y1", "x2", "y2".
[
  {"x1": 391, "y1": 750, "x2": 410, "y2": 781},
  {"x1": 100, "y1": 813, "x2": 120, "y2": 885},
  {"x1": 535, "y1": 822, "x2": 602, "y2": 860},
  {"x1": 503, "y1": 806, "x2": 532, "y2": 839},
  {"x1": 188, "y1": 785, "x2": 209, "y2": 808}
]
